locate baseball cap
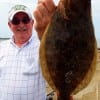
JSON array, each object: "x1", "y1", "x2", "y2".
[{"x1": 8, "y1": 4, "x2": 32, "y2": 21}]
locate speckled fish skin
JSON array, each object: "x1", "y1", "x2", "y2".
[{"x1": 40, "y1": 0, "x2": 97, "y2": 99}]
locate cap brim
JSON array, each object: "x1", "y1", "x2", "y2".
[{"x1": 9, "y1": 10, "x2": 32, "y2": 21}]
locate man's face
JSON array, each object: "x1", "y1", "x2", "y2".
[{"x1": 8, "y1": 12, "x2": 34, "y2": 42}]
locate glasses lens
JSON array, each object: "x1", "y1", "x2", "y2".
[
  {"x1": 11, "y1": 18, "x2": 20, "y2": 25},
  {"x1": 11, "y1": 17, "x2": 31, "y2": 25},
  {"x1": 22, "y1": 17, "x2": 30, "y2": 24}
]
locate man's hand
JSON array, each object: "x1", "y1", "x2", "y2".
[{"x1": 33, "y1": 0, "x2": 56, "y2": 39}]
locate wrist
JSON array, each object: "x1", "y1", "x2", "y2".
[{"x1": 35, "y1": 25, "x2": 48, "y2": 40}]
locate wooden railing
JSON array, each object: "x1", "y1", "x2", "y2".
[{"x1": 97, "y1": 49, "x2": 100, "y2": 63}]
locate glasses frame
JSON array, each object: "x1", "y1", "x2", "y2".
[{"x1": 11, "y1": 17, "x2": 32, "y2": 25}]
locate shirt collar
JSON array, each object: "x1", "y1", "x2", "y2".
[{"x1": 10, "y1": 34, "x2": 33, "y2": 48}]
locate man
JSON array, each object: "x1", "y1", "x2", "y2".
[{"x1": 0, "y1": 1, "x2": 56, "y2": 100}]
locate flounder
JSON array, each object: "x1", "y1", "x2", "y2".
[{"x1": 39, "y1": 0, "x2": 97, "y2": 99}]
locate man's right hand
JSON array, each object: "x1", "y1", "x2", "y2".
[{"x1": 33, "y1": 0, "x2": 56, "y2": 39}]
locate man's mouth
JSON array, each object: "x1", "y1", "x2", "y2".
[{"x1": 17, "y1": 27, "x2": 27, "y2": 32}]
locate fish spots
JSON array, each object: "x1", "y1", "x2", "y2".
[{"x1": 65, "y1": 71, "x2": 73, "y2": 83}]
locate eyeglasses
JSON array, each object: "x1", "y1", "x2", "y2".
[{"x1": 11, "y1": 17, "x2": 31, "y2": 25}]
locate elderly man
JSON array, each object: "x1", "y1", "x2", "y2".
[{"x1": 0, "y1": 0, "x2": 56, "y2": 100}]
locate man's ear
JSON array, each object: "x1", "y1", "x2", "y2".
[
  {"x1": 31, "y1": 19, "x2": 34, "y2": 25},
  {"x1": 8, "y1": 22, "x2": 11, "y2": 28}
]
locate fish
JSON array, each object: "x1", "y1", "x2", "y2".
[{"x1": 39, "y1": 0, "x2": 97, "y2": 100}]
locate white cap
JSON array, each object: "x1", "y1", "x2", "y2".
[{"x1": 8, "y1": 4, "x2": 32, "y2": 21}]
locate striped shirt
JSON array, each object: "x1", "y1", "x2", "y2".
[{"x1": 0, "y1": 32, "x2": 46, "y2": 100}]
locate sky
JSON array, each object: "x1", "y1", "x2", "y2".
[{"x1": 0, "y1": 0, "x2": 100, "y2": 44}]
